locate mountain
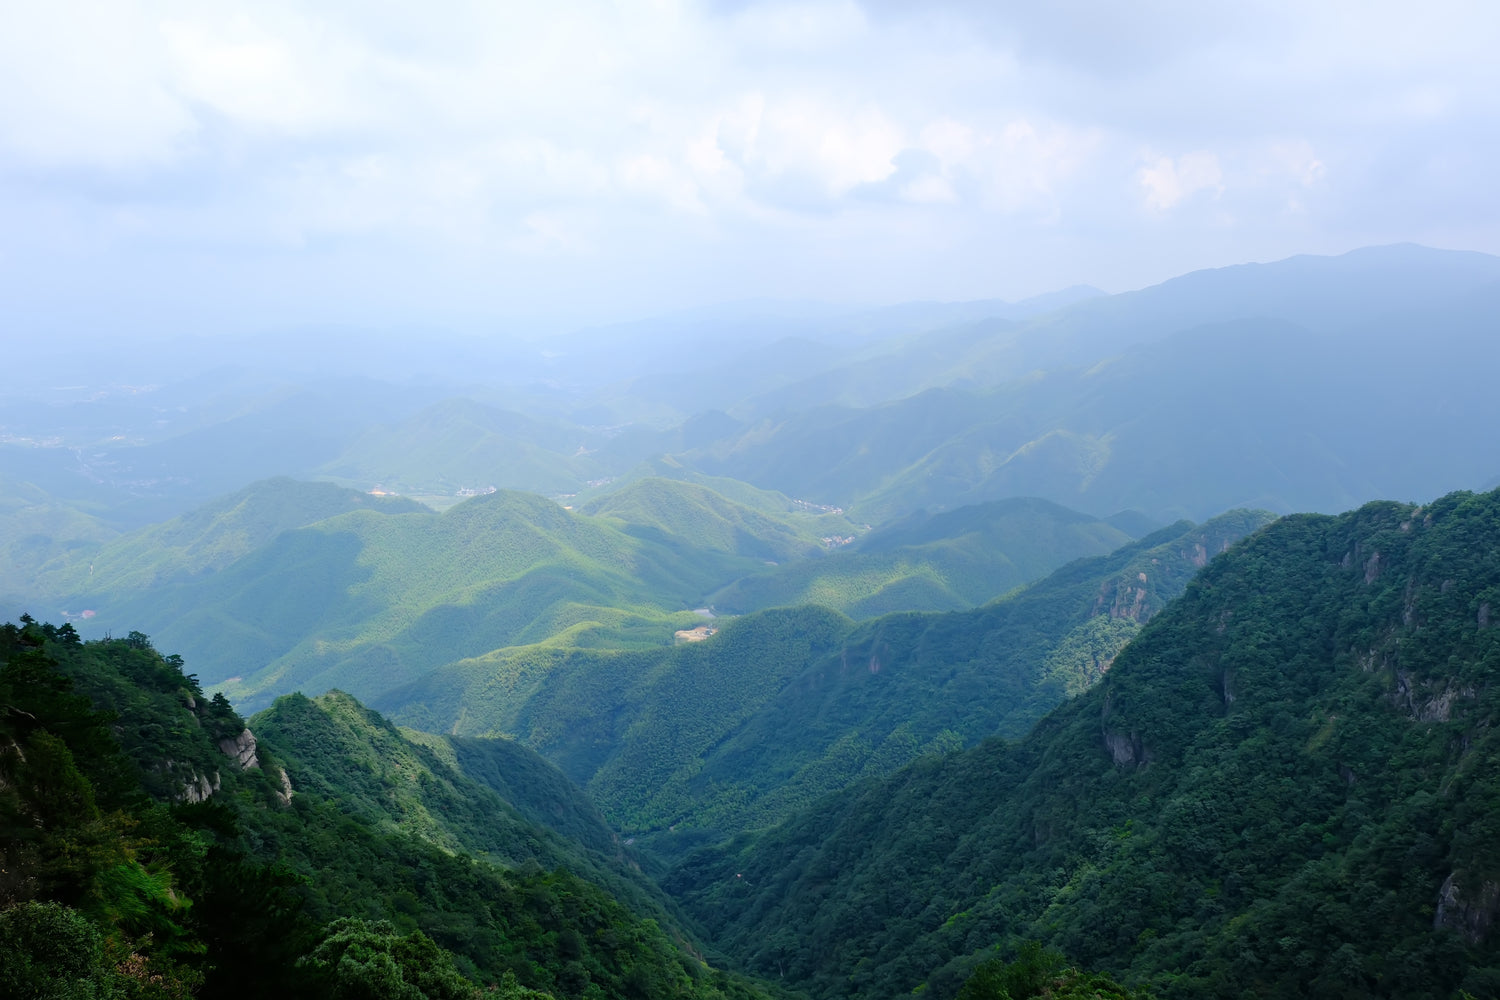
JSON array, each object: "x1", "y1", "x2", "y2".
[
  {"x1": 32, "y1": 476, "x2": 426, "y2": 600},
  {"x1": 382, "y1": 511, "x2": 1270, "y2": 858},
  {"x1": 0, "y1": 476, "x2": 116, "y2": 602},
  {"x1": 664, "y1": 488, "x2": 1500, "y2": 999},
  {"x1": 37, "y1": 485, "x2": 785, "y2": 710},
  {"x1": 250, "y1": 690, "x2": 672, "y2": 921},
  {"x1": 578, "y1": 476, "x2": 847, "y2": 564},
  {"x1": 0, "y1": 618, "x2": 778, "y2": 1000},
  {"x1": 708, "y1": 496, "x2": 1140, "y2": 618},
  {"x1": 679, "y1": 280, "x2": 1500, "y2": 523},
  {"x1": 707, "y1": 244, "x2": 1500, "y2": 422}
]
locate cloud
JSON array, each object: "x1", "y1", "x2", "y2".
[
  {"x1": 0, "y1": 2, "x2": 193, "y2": 167},
  {"x1": 0, "y1": 0, "x2": 1495, "y2": 330},
  {"x1": 1139, "y1": 151, "x2": 1224, "y2": 211}
]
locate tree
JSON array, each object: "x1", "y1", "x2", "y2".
[
  {"x1": 298, "y1": 918, "x2": 480, "y2": 1000},
  {"x1": 957, "y1": 943, "x2": 1151, "y2": 1000}
]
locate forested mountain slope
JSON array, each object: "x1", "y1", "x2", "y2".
[
  {"x1": 708, "y1": 497, "x2": 1139, "y2": 617},
  {"x1": 59, "y1": 487, "x2": 768, "y2": 709},
  {"x1": 0, "y1": 619, "x2": 777, "y2": 1000},
  {"x1": 34, "y1": 476, "x2": 426, "y2": 598},
  {"x1": 384, "y1": 511, "x2": 1269, "y2": 857},
  {"x1": 665, "y1": 488, "x2": 1500, "y2": 1000},
  {"x1": 578, "y1": 476, "x2": 847, "y2": 564}
]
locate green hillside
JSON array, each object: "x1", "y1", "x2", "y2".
[
  {"x1": 439, "y1": 733, "x2": 625, "y2": 860},
  {"x1": 251, "y1": 691, "x2": 683, "y2": 930},
  {"x1": 0, "y1": 617, "x2": 778, "y2": 1000},
  {"x1": 578, "y1": 476, "x2": 849, "y2": 564},
  {"x1": 0, "y1": 476, "x2": 117, "y2": 600},
  {"x1": 664, "y1": 488, "x2": 1500, "y2": 999},
  {"x1": 709, "y1": 497, "x2": 1137, "y2": 617},
  {"x1": 61, "y1": 487, "x2": 765, "y2": 710},
  {"x1": 33, "y1": 476, "x2": 426, "y2": 599},
  {"x1": 383, "y1": 512, "x2": 1270, "y2": 857}
]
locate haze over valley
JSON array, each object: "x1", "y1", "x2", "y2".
[{"x1": 4, "y1": 3, "x2": 1500, "y2": 998}]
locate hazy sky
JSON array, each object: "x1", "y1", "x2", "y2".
[{"x1": 2, "y1": 0, "x2": 1497, "y2": 337}]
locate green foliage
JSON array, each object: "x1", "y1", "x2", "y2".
[
  {"x1": 0, "y1": 475, "x2": 117, "y2": 601},
  {"x1": 299, "y1": 918, "x2": 484, "y2": 1000},
  {"x1": 35, "y1": 476, "x2": 424, "y2": 600},
  {"x1": 665, "y1": 489, "x2": 1500, "y2": 999},
  {"x1": 0, "y1": 619, "x2": 778, "y2": 1000},
  {"x1": 0, "y1": 900, "x2": 125, "y2": 1000},
  {"x1": 392, "y1": 511, "x2": 1261, "y2": 856},
  {"x1": 66, "y1": 486, "x2": 765, "y2": 712},
  {"x1": 579, "y1": 476, "x2": 849, "y2": 564},
  {"x1": 957, "y1": 943, "x2": 1150, "y2": 1000},
  {"x1": 710, "y1": 497, "x2": 1135, "y2": 618}
]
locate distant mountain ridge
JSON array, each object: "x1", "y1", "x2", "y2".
[{"x1": 3, "y1": 244, "x2": 1495, "y2": 546}]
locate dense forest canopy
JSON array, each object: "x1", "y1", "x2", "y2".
[
  {"x1": 665, "y1": 489, "x2": 1500, "y2": 999},
  {"x1": 0, "y1": 618, "x2": 778, "y2": 1000}
]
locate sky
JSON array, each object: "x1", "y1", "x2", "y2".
[{"x1": 1, "y1": 0, "x2": 1497, "y2": 339}]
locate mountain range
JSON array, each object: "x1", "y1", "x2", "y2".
[{"x1": 4, "y1": 244, "x2": 1500, "y2": 998}]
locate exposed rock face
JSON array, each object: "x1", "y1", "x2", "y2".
[
  {"x1": 1390, "y1": 671, "x2": 1474, "y2": 722},
  {"x1": 1098, "y1": 575, "x2": 1151, "y2": 622},
  {"x1": 273, "y1": 766, "x2": 294, "y2": 807},
  {"x1": 1103, "y1": 730, "x2": 1139, "y2": 766},
  {"x1": 1435, "y1": 872, "x2": 1500, "y2": 944},
  {"x1": 1101, "y1": 690, "x2": 1149, "y2": 766},
  {"x1": 218, "y1": 728, "x2": 260, "y2": 770},
  {"x1": 180, "y1": 770, "x2": 221, "y2": 804}
]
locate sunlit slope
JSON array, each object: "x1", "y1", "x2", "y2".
[
  {"x1": 0, "y1": 621, "x2": 774, "y2": 1000},
  {"x1": 382, "y1": 511, "x2": 1270, "y2": 855},
  {"x1": 578, "y1": 476, "x2": 846, "y2": 563},
  {"x1": 34, "y1": 476, "x2": 426, "y2": 600},
  {"x1": 254, "y1": 691, "x2": 660, "y2": 910},
  {"x1": 79, "y1": 488, "x2": 764, "y2": 709},
  {"x1": 709, "y1": 496, "x2": 1139, "y2": 617},
  {"x1": 665, "y1": 488, "x2": 1500, "y2": 1000},
  {"x1": 251, "y1": 689, "x2": 773, "y2": 999}
]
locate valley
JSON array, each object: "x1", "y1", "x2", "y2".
[{"x1": 4, "y1": 245, "x2": 1500, "y2": 998}]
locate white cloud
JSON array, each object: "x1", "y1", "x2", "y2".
[
  {"x1": 1139, "y1": 151, "x2": 1224, "y2": 211},
  {"x1": 159, "y1": 14, "x2": 362, "y2": 134},
  {"x1": 0, "y1": 2, "x2": 192, "y2": 166},
  {"x1": 727, "y1": 0, "x2": 869, "y2": 51},
  {"x1": 0, "y1": 0, "x2": 1495, "y2": 328}
]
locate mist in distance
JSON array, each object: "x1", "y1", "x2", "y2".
[{"x1": 1, "y1": 0, "x2": 1496, "y2": 356}]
